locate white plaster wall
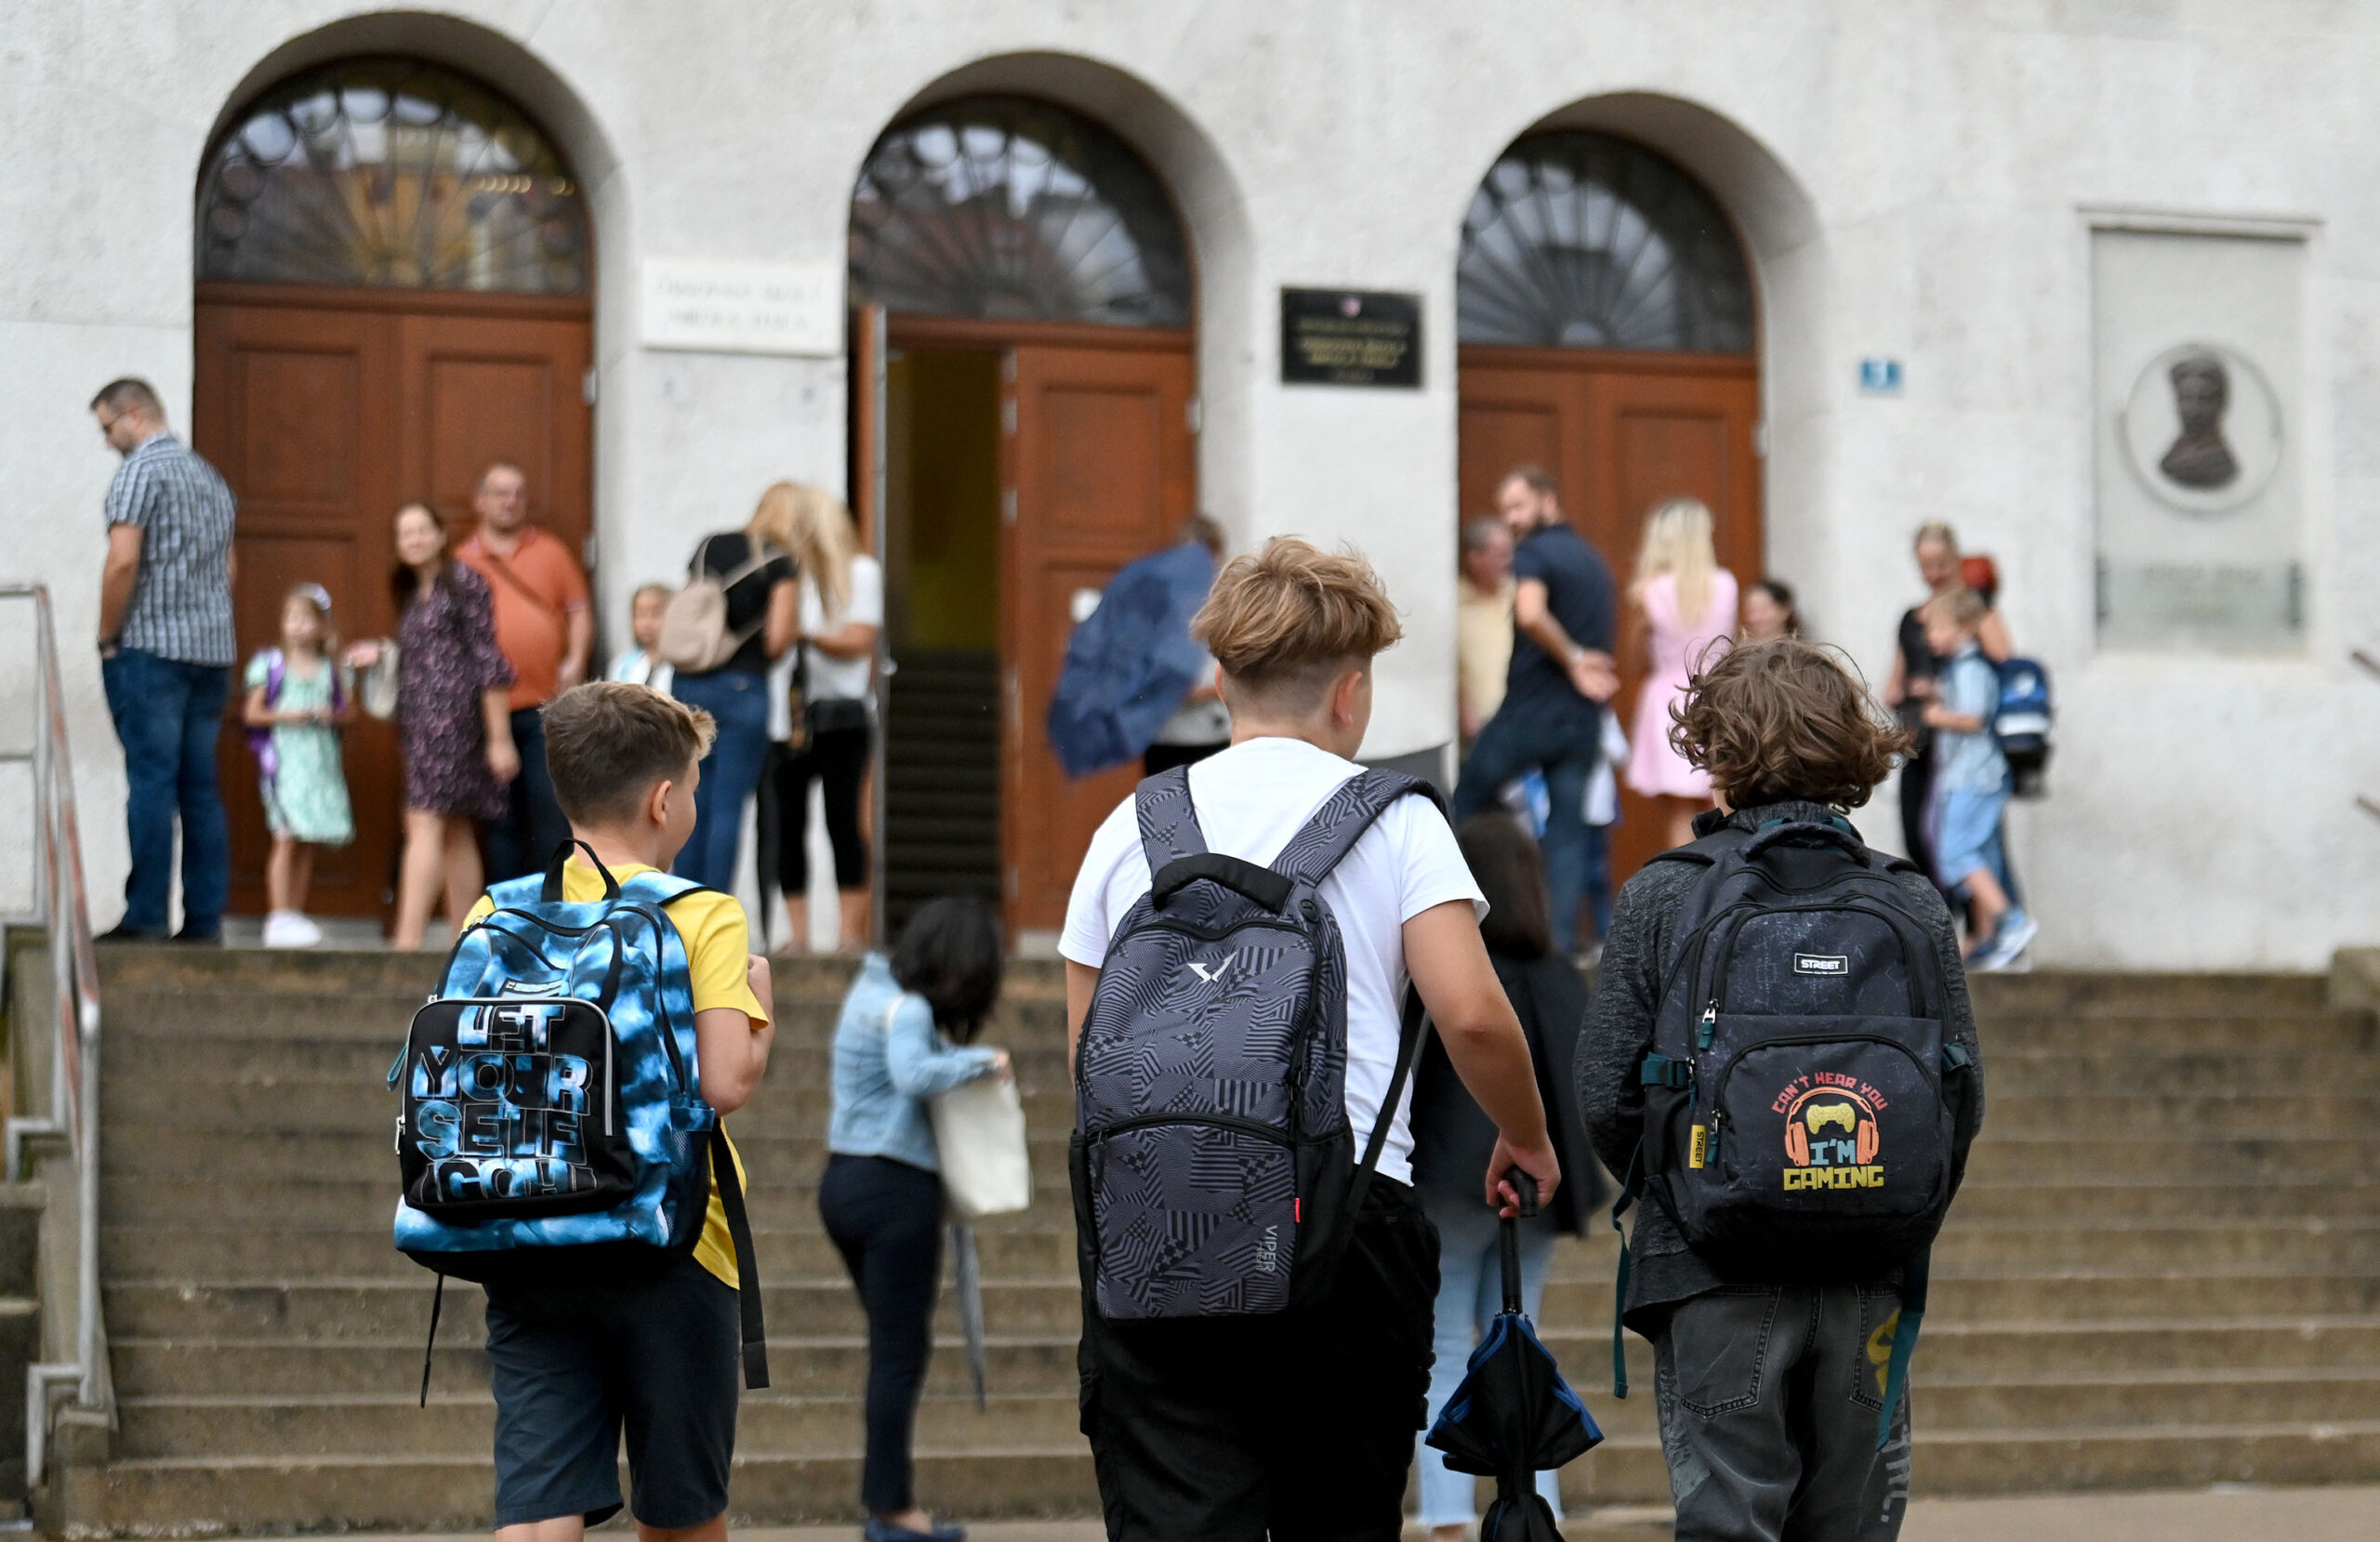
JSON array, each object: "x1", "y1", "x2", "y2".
[{"x1": 5, "y1": 0, "x2": 2379, "y2": 965}]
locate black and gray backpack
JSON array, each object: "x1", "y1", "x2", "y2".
[
  {"x1": 1611, "y1": 816, "x2": 1978, "y2": 1441},
  {"x1": 1070, "y1": 765, "x2": 1443, "y2": 1321}
]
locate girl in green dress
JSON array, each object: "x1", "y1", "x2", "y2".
[{"x1": 242, "y1": 585, "x2": 356, "y2": 948}]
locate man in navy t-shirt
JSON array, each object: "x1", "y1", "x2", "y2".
[{"x1": 1450, "y1": 465, "x2": 1619, "y2": 951}]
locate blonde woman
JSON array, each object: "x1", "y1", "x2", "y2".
[
  {"x1": 1623, "y1": 497, "x2": 1739, "y2": 850},
  {"x1": 669, "y1": 484, "x2": 800, "y2": 890},
  {"x1": 765, "y1": 484, "x2": 883, "y2": 952}
]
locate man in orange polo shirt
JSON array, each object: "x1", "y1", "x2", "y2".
[{"x1": 456, "y1": 460, "x2": 593, "y2": 880}]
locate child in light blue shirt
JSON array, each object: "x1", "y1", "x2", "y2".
[{"x1": 1922, "y1": 589, "x2": 2033, "y2": 968}]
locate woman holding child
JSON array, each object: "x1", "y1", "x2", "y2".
[{"x1": 819, "y1": 897, "x2": 1013, "y2": 1542}]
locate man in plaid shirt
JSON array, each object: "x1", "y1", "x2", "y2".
[{"x1": 91, "y1": 378, "x2": 237, "y2": 942}]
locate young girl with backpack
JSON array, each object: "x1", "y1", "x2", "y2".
[{"x1": 241, "y1": 584, "x2": 355, "y2": 947}]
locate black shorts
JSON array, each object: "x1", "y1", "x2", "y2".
[
  {"x1": 483, "y1": 1253, "x2": 741, "y2": 1528},
  {"x1": 1080, "y1": 1177, "x2": 1440, "y2": 1542}
]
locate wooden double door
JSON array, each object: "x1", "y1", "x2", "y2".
[
  {"x1": 1457, "y1": 345, "x2": 1761, "y2": 890},
  {"x1": 192, "y1": 283, "x2": 593, "y2": 917},
  {"x1": 1000, "y1": 333, "x2": 1197, "y2": 934}
]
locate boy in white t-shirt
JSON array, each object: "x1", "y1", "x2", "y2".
[{"x1": 1061, "y1": 537, "x2": 1562, "y2": 1542}]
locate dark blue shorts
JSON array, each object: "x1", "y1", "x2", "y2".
[{"x1": 483, "y1": 1253, "x2": 740, "y2": 1528}]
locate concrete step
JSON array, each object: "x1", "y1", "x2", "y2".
[
  {"x1": 1977, "y1": 1010, "x2": 2375, "y2": 1053},
  {"x1": 111, "y1": 1362, "x2": 2380, "y2": 1466},
  {"x1": 52, "y1": 1418, "x2": 2380, "y2": 1531},
  {"x1": 1961, "y1": 1134, "x2": 2380, "y2": 1183},
  {"x1": 108, "y1": 1313, "x2": 2380, "y2": 1403},
  {"x1": 100, "y1": 1268, "x2": 2380, "y2": 1345},
  {"x1": 1979, "y1": 1051, "x2": 2380, "y2": 1093},
  {"x1": 100, "y1": 1223, "x2": 1085, "y2": 1282},
  {"x1": 1966, "y1": 973, "x2": 2332, "y2": 1013}
]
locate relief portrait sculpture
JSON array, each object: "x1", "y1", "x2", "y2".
[{"x1": 2160, "y1": 353, "x2": 2241, "y2": 489}]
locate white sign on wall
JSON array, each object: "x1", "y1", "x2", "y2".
[{"x1": 641, "y1": 258, "x2": 841, "y2": 356}]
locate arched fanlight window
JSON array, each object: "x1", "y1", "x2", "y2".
[
  {"x1": 1460, "y1": 133, "x2": 1752, "y2": 352},
  {"x1": 851, "y1": 98, "x2": 1191, "y2": 327},
  {"x1": 196, "y1": 58, "x2": 589, "y2": 296}
]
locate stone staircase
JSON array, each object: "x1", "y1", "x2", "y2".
[{"x1": 38, "y1": 954, "x2": 2380, "y2": 1532}]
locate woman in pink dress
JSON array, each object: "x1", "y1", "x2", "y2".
[{"x1": 1624, "y1": 497, "x2": 1739, "y2": 850}]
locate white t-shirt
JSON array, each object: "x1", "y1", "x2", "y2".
[
  {"x1": 1058, "y1": 735, "x2": 1486, "y2": 1185},
  {"x1": 770, "y1": 555, "x2": 885, "y2": 742},
  {"x1": 800, "y1": 555, "x2": 884, "y2": 702}
]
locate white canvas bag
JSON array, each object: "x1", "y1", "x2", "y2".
[{"x1": 927, "y1": 1042, "x2": 1032, "y2": 1220}]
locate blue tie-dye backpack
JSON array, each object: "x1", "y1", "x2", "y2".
[{"x1": 390, "y1": 842, "x2": 766, "y2": 1388}]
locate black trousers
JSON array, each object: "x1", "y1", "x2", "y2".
[
  {"x1": 484, "y1": 705, "x2": 573, "y2": 883},
  {"x1": 1080, "y1": 1178, "x2": 1439, "y2": 1542},
  {"x1": 818, "y1": 1153, "x2": 944, "y2": 1514},
  {"x1": 773, "y1": 723, "x2": 872, "y2": 890}
]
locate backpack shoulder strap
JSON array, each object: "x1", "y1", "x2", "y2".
[
  {"x1": 1134, "y1": 764, "x2": 1209, "y2": 872},
  {"x1": 262, "y1": 648, "x2": 285, "y2": 706},
  {"x1": 1274, "y1": 769, "x2": 1446, "y2": 889}
]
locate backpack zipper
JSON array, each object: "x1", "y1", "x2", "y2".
[{"x1": 1085, "y1": 1111, "x2": 1293, "y2": 1146}]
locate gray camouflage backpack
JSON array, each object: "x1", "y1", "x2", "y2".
[{"x1": 1069, "y1": 764, "x2": 1444, "y2": 1320}]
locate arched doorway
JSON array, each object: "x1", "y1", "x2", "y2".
[
  {"x1": 851, "y1": 96, "x2": 1197, "y2": 940},
  {"x1": 193, "y1": 57, "x2": 595, "y2": 920},
  {"x1": 1455, "y1": 130, "x2": 1760, "y2": 903}
]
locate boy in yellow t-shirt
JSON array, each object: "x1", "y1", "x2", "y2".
[{"x1": 468, "y1": 681, "x2": 774, "y2": 1542}]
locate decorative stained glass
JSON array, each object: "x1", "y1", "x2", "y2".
[
  {"x1": 197, "y1": 59, "x2": 588, "y2": 295},
  {"x1": 1460, "y1": 133, "x2": 1752, "y2": 352},
  {"x1": 852, "y1": 98, "x2": 1191, "y2": 327}
]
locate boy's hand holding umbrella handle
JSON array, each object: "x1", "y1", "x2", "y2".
[{"x1": 1488, "y1": 1131, "x2": 1559, "y2": 1219}]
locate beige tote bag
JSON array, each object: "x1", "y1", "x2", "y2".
[{"x1": 928, "y1": 1050, "x2": 1032, "y2": 1220}]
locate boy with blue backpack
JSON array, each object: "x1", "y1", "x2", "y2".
[
  {"x1": 1060, "y1": 537, "x2": 1563, "y2": 1542},
  {"x1": 1579, "y1": 639, "x2": 1985, "y2": 1542},
  {"x1": 393, "y1": 680, "x2": 774, "y2": 1542}
]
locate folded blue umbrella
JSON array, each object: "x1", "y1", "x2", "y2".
[
  {"x1": 1425, "y1": 1172, "x2": 1603, "y2": 1541},
  {"x1": 1044, "y1": 540, "x2": 1217, "y2": 778}
]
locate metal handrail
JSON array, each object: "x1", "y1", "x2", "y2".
[{"x1": 0, "y1": 584, "x2": 106, "y2": 1487}]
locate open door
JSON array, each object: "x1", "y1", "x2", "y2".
[
  {"x1": 1001, "y1": 340, "x2": 1197, "y2": 934},
  {"x1": 1458, "y1": 347, "x2": 1760, "y2": 889}
]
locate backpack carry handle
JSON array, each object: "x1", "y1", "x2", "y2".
[
  {"x1": 1740, "y1": 819, "x2": 1866, "y2": 863},
  {"x1": 542, "y1": 840, "x2": 623, "y2": 902},
  {"x1": 1150, "y1": 853, "x2": 1292, "y2": 914}
]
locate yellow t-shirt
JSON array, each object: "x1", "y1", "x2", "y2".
[{"x1": 463, "y1": 858, "x2": 769, "y2": 1288}]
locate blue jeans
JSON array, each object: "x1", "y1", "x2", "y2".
[
  {"x1": 671, "y1": 669, "x2": 772, "y2": 891},
  {"x1": 1416, "y1": 1193, "x2": 1563, "y2": 1526},
  {"x1": 100, "y1": 649, "x2": 231, "y2": 935},
  {"x1": 1454, "y1": 702, "x2": 1602, "y2": 949},
  {"x1": 483, "y1": 706, "x2": 573, "y2": 883}
]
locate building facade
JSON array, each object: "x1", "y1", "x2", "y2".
[{"x1": 6, "y1": 0, "x2": 2376, "y2": 966}]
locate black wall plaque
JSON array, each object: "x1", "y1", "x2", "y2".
[{"x1": 1280, "y1": 288, "x2": 1421, "y2": 388}]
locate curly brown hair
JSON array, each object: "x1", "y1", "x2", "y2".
[{"x1": 1669, "y1": 639, "x2": 1911, "y2": 811}]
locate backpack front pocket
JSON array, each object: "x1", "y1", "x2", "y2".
[
  {"x1": 1084, "y1": 1115, "x2": 1297, "y2": 1320},
  {"x1": 1698, "y1": 1016, "x2": 1951, "y2": 1266},
  {"x1": 397, "y1": 997, "x2": 640, "y2": 1221}
]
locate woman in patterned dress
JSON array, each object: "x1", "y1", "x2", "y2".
[{"x1": 350, "y1": 503, "x2": 518, "y2": 948}]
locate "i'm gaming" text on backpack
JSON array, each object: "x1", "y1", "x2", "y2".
[
  {"x1": 390, "y1": 843, "x2": 767, "y2": 1390},
  {"x1": 1612, "y1": 817, "x2": 1977, "y2": 1443},
  {"x1": 1071, "y1": 766, "x2": 1442, "y2": 1321}
]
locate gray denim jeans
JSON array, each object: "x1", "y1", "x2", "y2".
[{"x1": 1651, "y1": 1284, "x2": 1913, "y2": 1542}]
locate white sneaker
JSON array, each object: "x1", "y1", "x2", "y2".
[
  {"x1": 262, "y1": 910, "x2": 323, "y2": 948},
  {"x1": 1980, "y1": 910, "x2": 2038, "y2": 972}
]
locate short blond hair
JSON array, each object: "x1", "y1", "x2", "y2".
[
  {"x1": 1922, "y1": 586, "x2": 1988, "y2": 630},
  {"x1": 1191, "y1": 537, "x2": 1402, "y2": 711},
  {"x1": 543, "y1": 682, "x2": 716, "y2": 826}
]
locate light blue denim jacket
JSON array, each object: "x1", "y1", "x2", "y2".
[{"x1": 824, "y1": 953, "x2": 998, "y2": 1173}]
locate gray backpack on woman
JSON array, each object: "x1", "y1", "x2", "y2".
[{"x1": 1070, "y1": 765, "x2": 1443, "y2": 1321}]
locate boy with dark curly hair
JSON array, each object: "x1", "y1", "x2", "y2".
[{"x1": 1576, "y1": 639, "x2": 1987, "y2": 1542}]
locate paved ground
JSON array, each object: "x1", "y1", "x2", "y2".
[{"x1": 320, "y1": 1485, "x2": 2380, "y2": 1540}]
